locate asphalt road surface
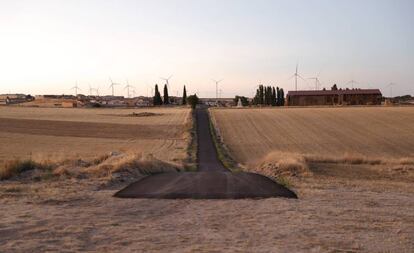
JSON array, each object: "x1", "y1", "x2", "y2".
[
  {"x1": 115, "y1": 108, "x2": 297, "y2": 199},
  {"x1": 196, "y1": 108, "x2": 228, "y2": 172}
]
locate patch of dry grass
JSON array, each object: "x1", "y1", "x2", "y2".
[
  {"x1": 1, "y1": 152, "x2": 181, "y2": 183},
  {"x1": 252, "y1": 151, "x2": 414, "y2": 183},
  {"x1": 0, "y1": 159, "x2": 53, "y2": 180}
]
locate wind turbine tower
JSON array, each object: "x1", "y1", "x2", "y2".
[
  {"x1": 71, "y1": 82, "x2": 81, "y2": 96},
  {"x1": 109, "y1": 78, "x2": 121, "y2": 96},
  {"x1": 347, "y1": 80, "x2": 359, "y2": 89},
  {"x1": 289, "y1": 64, "x2": 305, "y2": 91},
  {"x1": 124, "y1": 80, "x2": 135, "y2": 98},
  {"x1": 387, "y1": 83, "x2": 397, "y2": 97},
  {"x1": 212, "y1": 79, "x2": 223, "y2": 106},
  {"x1": 308, "y1": 77, "x2": 321, "y2": 90}
]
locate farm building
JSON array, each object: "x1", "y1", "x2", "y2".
[{"x1": 286, "y1": 89, "x2": 382, "y2": 106}]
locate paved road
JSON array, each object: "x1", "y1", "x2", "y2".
[
  {"x1": 115, "y1": 107, "x2": 297, "y2": 199},
  {"x1": 196, "y1": 108, "x2": 228, "y2": 172}
]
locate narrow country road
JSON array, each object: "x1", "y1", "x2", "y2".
[
  {"x1": 114, "y1": 107, "x2": 297, "y2": 199},
  {"x1": 196, "y1": 108, "x2": 228, "y2": 172}
]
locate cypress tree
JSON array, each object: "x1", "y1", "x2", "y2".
[
  {"x1": 182, "y1": 85, "x2": 187, "y2": 105},
  {"x1": 253, "y1": 89, "x2": 260, "y2": 105},
  {"x1": 280, "y1": 88, "x2": 285, "y2": 106},
  {"x1": 163, "y1": 84, "x2": 169, "y2": 105},
  {"x1": 271, "y1": 87, "x2": 277, "y2": 106},
  {"x1": 267, "y1": 86, "x2": 272, "y2": 105},
  {"x1": 276, "y1": 87, "x2": 280, "y2": 106},
  {"x1": 259, "y1": 85, "x2": 264, "y2": 105},
  {"x1": 153, "y1": 84, "x2": 162, "y2": 106}
]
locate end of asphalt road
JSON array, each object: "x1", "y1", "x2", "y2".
[{"x1": 114, "y1": 172, "x2": 297, "y2": 199}]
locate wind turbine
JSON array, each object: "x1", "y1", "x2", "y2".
[
  {"x1": 108, "y1": 77, "x2": 121, "y2": 96},
  {"x1": 387, "y1": 83, "x2": 397, "y2": 98},
  {"x1": 212, "y1": 79, "x2": 223, "y2": 106},
  {"x1": 71, "y1": 82, "x2": 81, "y2": 96},
  {"x1": 131, "y1": 89, "x2": 136, "y2": 98},
  {"x1": 347, "y1": 79, "x2": 359, "y2": 89},
  {"x1": 308, "y1": 70, "x2": 323, "y2": 90},
  {"x1": 88, "y1": 85, "x2": 94, "y2": 96},
  {"x1": 289, "y1": 63, "x2": 306, "y2": 91},
  {"x1": 308, "y1": 77, "x2": 322, "y2": 90},
  {"x1": 124, "y1": 80, "x2": 135, "y2": 98},
  {"x1": 160, "y1": 75, "x2": 173, "y2": 89}
]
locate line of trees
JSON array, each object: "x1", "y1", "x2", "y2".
[
  {"x1": 252, "y1": 85, "x2": 285, "y2": 106},
  {"x1": 153, "y1": 84, "x2": 189, "y2": 106}
]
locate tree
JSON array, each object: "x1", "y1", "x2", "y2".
[
  {"x1": 271, "y1": 87, "x2": 277, "y2": 106},
  {"x1": 153, "y1": 84, "x2": 162, "y2": 106},
  {"x1": 163, "y1": 84, "x2": 169, "y2": 104},
  {"x1": 182, "y1": 85, "x2": 187, "y2": 105},
  {"x1": 331, "y1": 84, "x2": 338, "y2": 91},
  {"x1": 280, "y1": 88, "x2": 285, "y2": 106},
  {"x1": 252, "y1": 89, "x2": 260, "y2": 105},
  {"x1": 266, "y1": 86, "x2": 272, "y2": 105},
  {"x1": 234, "y1": 95, "x2": 249, "y2": 106},
  {"x1": 276, "y1": 87, "x2": 280, "y2": 106},
  {"x1": 187, "y1": 94, "x2": 199, "y2": 109},
  {"x1": 259, "y1": 85, "x2": 264, "y2": 105}
]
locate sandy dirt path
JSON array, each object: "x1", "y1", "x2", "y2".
[{"x1": 1, "y1": 177, "x2": 413, "y2": 252}]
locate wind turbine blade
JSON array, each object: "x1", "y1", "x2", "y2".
[
  {"x1": 167, "y1": 75, "x2": 173, "y2": 80},
  {"x1": 297, "y1": 74, "x2": 306, "y2": 81},
  {"x1": 287, "y1": 74, "x2": 296, "y2": 80}
]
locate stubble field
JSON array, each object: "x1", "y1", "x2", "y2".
[
  {"x1": 211, "y1": 106, "x2": 414, "y2": 165},
  {"x1": 0, "y1": 107, "x2": 191, "y2": 166},
  {"x1": 209, "y1": 106, "x2": 414, "y2": 252},
  {"x1": 1, "y1": 106, "x2": 414, "y2": 252}
]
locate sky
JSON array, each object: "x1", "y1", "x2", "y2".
[{"x1": 0, "y1": 0, "x2": 413, "y2": 98}]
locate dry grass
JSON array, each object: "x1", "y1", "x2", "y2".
[
  {"x1": 211, "y1": 106, "x2": 414, "y2": 184},
  {"x1": 211, "y1": 107, "x2": 414, "y2": 164},
  {"x1": 0, "y1": 107, "x2": 191, "y2": 168},
  {"x1": 1, "y1": 152, "x2": 181, "y2": 182}
]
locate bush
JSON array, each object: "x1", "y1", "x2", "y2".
[
  {"x1": 0, "y1": 159, "x2": 38, "y2": 180},
  {"x1": 187, "y1": 94, "x2": 199, "y2": 109}
]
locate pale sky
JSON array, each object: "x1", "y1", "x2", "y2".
[{"x1": 0, "y1": 0, "x2": 413, "y2": 97}]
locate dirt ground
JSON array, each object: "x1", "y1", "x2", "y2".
[
  {"x1": 1, "y1": 169, "x2": 413, "y2": 252},
  {"x1": 1, "y1": 106, "x2": 414, "y2": 252}
]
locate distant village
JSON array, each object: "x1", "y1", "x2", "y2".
[{"x1": 0, "y1": 84, "x2": 413, "y2": 108}]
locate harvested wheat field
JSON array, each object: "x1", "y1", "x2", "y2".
[
  {"x1": 0, "y1": 107, "x2": 191, "y2": 166},
  {"x1": 208, "y1": 106, "x2": 414, "y2": 252},
  {"x1": 1, "y1": 106, "x2": 414, "y2": 252}
]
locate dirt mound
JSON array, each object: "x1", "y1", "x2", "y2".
[{"x1": 114, "y1": 172, "x2": 297, "y2": 199}]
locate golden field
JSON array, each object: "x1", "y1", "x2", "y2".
[
  {"x1": 0, "y1": 107, "x2": 191, "y2": 167},
  {"x1": 211, "y1": 106, "x2": 414, "y2": 165},
  {"x1": 209, "y1": 106, "x2": 414, "y2": 252},
  {"x1": 1, "y1": 106, "x2": 413, "y2": 252}
]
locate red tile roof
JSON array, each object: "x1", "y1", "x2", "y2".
[{"x1": 287, "y1": 89, "x2": 382, "y2": 96}]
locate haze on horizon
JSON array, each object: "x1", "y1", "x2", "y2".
[{"x1": 0, "y1": 0, "x2": 413, "y2": 98}]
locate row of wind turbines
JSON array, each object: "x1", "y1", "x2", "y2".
[
  {"x1": 289, "y1": 63, "x2": 360, "y2": 91},
  {"x1": 289, "y1": 63, "x2": 397, "y2": 96},
  {"x1": 70, "y1": 76, "x2": 175, "y2": 98},
  {"x1": 70, "y1": 75, "x2": 226, "y2": 100}
]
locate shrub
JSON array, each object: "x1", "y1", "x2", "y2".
[
  {"x1": 0, "y1": 159, "x2": 38, "y2": 180},
  {"x1": 187, "y1": 94, "x2": 199, "y2": 109}
]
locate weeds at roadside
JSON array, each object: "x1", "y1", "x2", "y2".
[
  {"x1": 184, "y1": 109, "x2": 198, "y2": 172},
  {"x1": 208, "y1": 109, "x2": 242, "y2": 172}
]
